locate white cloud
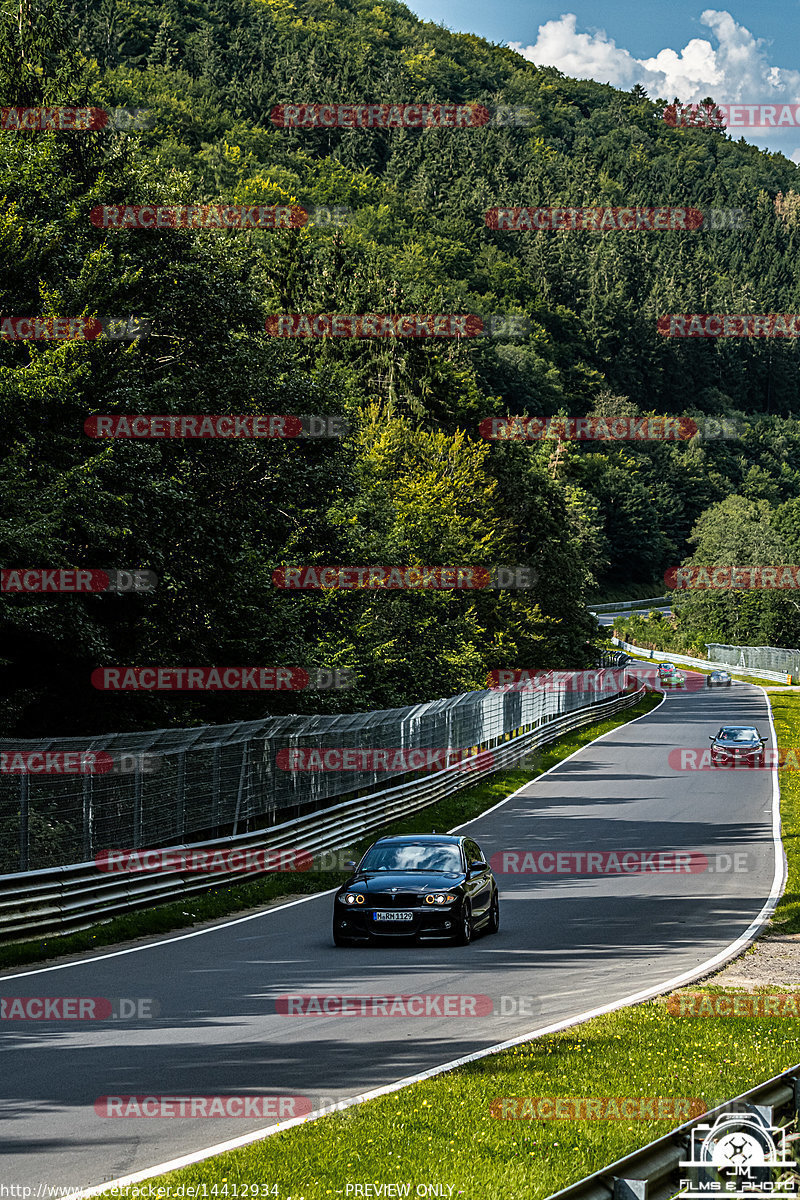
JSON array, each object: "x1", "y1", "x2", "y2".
[{"x1": 508, "y1": 9, "x2": 800, "y2": 105}]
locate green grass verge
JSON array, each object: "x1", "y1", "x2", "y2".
[
  {"x1": 97, "y1": 690, "x2": 800, "y2": 1200},
  {"x1": 0, "y1": 691, "x2": 661, "y2": 973},
  {"x1": 768, "y1": 691, "x2": 800, "y2": 935}
]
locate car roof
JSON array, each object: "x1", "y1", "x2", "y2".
[{"x1": 372, "y1": 834, "x2": 464, "y2": 845}]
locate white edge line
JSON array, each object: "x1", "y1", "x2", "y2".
[
  {"x1": 1, "y1": 687, "x2": 653, "y2": 980},
  {"x1": 0, "y1": 889, "x2": 341, "y2": 980}
]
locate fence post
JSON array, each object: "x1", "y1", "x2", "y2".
[
  {"x1": 82, "y1": 774, "x2": 93, "y2": 861},
  {"x1": 19, "y1": 775, "x2": 29, "y2": 872},
  {"x1": 133, "y1": 769, "x2": 142, "y2": 849},
  {"x1": 232, "y1": 741, "x2": 248, "y2": 837},
  {"x1": 176, "y1": 752, "x2": 186, "y2": 841},
  {"x1": 212, "y1": 745, "x2": 221, "y2": 836}
]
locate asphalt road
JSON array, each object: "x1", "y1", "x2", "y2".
[{"x1": 0, "y1": 679, "x2": 780, "y2": 1193}]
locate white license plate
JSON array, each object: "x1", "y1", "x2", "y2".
[{"x1": 373, "y1": 911, "x2": 413, "y2": 921}]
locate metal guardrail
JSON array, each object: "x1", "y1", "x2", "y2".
[
  {"x1": 610, "y1": 637, "x2": 790, "y2": 682},
  {"x1": 0, "y1": 685, "x2": 644, "y2": 943},
  {"x1": 545, "y1": 1064, "x2": 800, "y2": 1200},
  {"x1": 589, "y1": 596, "x2": 671, "y2": 613}
]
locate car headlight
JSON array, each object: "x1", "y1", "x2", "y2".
[
  {"x1": 424, "y1": 893, "x2": 456, "y2": 905},
  {"x1": 341, "y1": 893, "x2": 365, "y2": 905}
]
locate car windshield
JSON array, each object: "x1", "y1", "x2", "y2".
[
  {"x1": 719, "y1": 728, "x2": 758, "y2": 741},
  {"x1": 660, "y1": 664, "x2": 675, "y2": 672},
  {"x1": 359, "y1": 843, "x2": 463, "y2": 873}
]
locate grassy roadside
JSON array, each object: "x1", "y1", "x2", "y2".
[
  {"x1": 110, "y1": 998, "x2": 799, "y2": 1200},
  {"x1": 0, "y1": 690, "x2": 661, "y2": 973},
  {"x1": 768, "y1": 691, "x2": 800, "y2": 935},
  {"x1": 95, "y1": 688, "x2": 800, "y2": 1200}
]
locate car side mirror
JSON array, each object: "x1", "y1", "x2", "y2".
[
  {"x1": 708, "y1": 735, "x2": 714, "y2": 740},
  {"x1": 344, "y1": 860, "x2": 357, "y2": 871},
  {"x1": 470, "y1": 861, "x2": 488, "y2": 875}
]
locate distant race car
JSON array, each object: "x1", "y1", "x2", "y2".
[
  {"x1": 707, "y1": 670, "x2": 732, "y2": 687},
  {"x1": 709, "y1": 725, "x2": 766, "y2": 765},
  {"x1": 333, "y1": 834, "x2": 499, "y2": 947},
  {"x1": 658, "y1": 662, "x2": 685, "y2": 686}
]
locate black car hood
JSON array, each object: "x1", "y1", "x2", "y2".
[{"x1": 349, "y1": 871, "x2": 465, "y2": 892}]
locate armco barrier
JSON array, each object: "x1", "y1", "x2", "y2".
[
  {"x1": 545, "y1": 1064, "x2": 800, "y2": 1200},
  {"x1": 610, "y1": 636, "x2": 789, "y2": 682},
  {"x1": 0, "y1": 685, "x2": 644, "y2": 942},
  {"x1": 589, "y1": 595, "x2": 670, "y2": 613}
]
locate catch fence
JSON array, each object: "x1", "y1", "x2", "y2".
[
  {"x1": 707, "y1": 642, "x2": 800, "y2": 678},
  {"x1": 1, "y1": 671, "x2": 631, "y2": 875}
]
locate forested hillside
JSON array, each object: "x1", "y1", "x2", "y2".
[{"x1": 3, "y1": 0, "x2": 800, "y2": 735}]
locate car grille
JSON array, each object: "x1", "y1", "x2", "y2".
[{"x1": 368, "y1": 891, "x2": 426, "y2": 906}]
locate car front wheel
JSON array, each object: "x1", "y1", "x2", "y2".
[
  {"x1": 487, "y1": 891, "x2": 500, "y2": 935},
  {"x1": 454, "y1": 902, "x2": 472, "y2": 945}
]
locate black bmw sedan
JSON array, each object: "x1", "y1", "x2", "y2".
[{"x1": 332, "y1": 834, "x2": 499, "y2": 947}]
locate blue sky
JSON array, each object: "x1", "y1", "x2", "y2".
[{"x1": 404, "y1": 1, "x2": 800, "y2": 161}]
